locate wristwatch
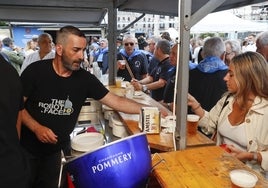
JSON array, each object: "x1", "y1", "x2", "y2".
[{"x1": 142, "y1": 85, "x2": 148, "y2": 92}]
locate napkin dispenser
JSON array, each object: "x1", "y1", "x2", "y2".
[{"x1": 139, "y1": 107, "x2": 160, "y2": 134}]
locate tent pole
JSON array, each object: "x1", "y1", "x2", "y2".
[
  {"x1": 174, "y1": 0, "x2": 191, "y2": 150},
  {"x1": 174, "y1": 0, "x2": 227, "y2": 151}
]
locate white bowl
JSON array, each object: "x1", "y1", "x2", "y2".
[
  {"x1": 71, "y1": 132, "x2": 104, "y2": 152},
  {"x1": 111, "y1": 114, "x2": 128, "y2": 138},
  {"x1": 229, "y1": 169, "x2": 258, "y2": 188}
]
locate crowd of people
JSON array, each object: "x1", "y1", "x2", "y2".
[{"x1": 2, "y1": 26, "x2": 268, "y2": 187}]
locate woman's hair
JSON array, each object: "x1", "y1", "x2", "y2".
[
  {"x1": 224, "y1": 39, "x2": 242, "y2": 56},
  {"x1": 56, "y1": 25, "x2": 86, "y2": 45},
  {"x1": 25, "y1": 40, "x2": 33, "y2": 51},
  {"x1": 230, "y1": 51, "x2": 268, "y2": 108}
]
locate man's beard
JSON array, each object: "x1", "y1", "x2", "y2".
[{"x1": 62, "y1": 55, "x2": 81, "y2": 71}]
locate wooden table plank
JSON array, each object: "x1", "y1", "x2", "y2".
[
  {"x1": 108, "y1": 85, "x2": 215, "y2": 152},
  {"x1": 121, "y1": 118, "x2": 215, "y2": 151},
  {"x1": 151, "y1": 146, "x2": 268, "y2": 188}
]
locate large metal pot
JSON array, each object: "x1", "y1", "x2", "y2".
[{"x1": 66, "y1": 132, "x2": 151, "y2": 188}]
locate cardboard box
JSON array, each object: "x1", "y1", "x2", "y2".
[{"x1": 139, "y1": 107, "x2": 160, "y2": 134}]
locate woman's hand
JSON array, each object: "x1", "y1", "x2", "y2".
[
  {"x1": 227, "y1": 145, "x2": 252, "y2": 162},
  {"x1": 187, "y1": 93, "x2": 205, "y2": 117},
  {"x1": 187, "y1": 93, "x2": 198, "y2": 108}
]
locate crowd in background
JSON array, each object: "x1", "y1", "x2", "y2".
[
  {"x1": 2, "y1": 28, "x2": 268, "y2": 187},
  {"x1": 0, "y1": 30, "x2": 266, "y2": 107}
]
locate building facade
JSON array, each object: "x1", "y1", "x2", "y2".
[
  {"x1": 117, "y1": 2, "x2": 268, "y2": 39},
  {"x1": 117, "y1": 11, "x2": 179, "y2": 39}
]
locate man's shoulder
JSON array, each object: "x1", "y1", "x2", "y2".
[
  {"x1": 28, "y1": 58, "x2": 53, "y2": 69},
  {"x1": 2, "y1": 49, "x2": 16, "y2": 56},
  {"x1": 189, "y1": 68, "x2": 227, "y2": 75}
]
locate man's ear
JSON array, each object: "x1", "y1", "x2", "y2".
[
  {"x1": 220, "y1": 52, "x2": 226, "y2": 61},
  {"x1": 56, "y1": 44, "x2": 63, "y2": 56}
]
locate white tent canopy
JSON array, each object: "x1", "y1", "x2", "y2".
[{"x1": 191, "y1": 10, "x2": 268, "y2": 33}]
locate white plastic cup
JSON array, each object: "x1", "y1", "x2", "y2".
[
  {"x1": 165, "y1": 115, "x2": 176, "y2": 132},
  {"x1": 125, "y1": 85, "x2": 134, "y2": 99},
  {"x1": 187, "y1": 114, "x2": 200, "y2": 135},
  {"x1": 115, "y1": 77, "x2": 123, "y2": 87},
  {"x1": 119, "y1": 60, "x2": 126, "y2": 69}
]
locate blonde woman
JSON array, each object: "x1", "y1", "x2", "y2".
[
  {"x1": 24, "y1": 40, "x2": 36, "y2": 56},
  {"x1": 188, "y1": 51, "x2": 268, "y2": 176}
]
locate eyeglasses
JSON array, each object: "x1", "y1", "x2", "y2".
[{"x1": 124, "y1": 43, "x2": 134, "y2": 46}]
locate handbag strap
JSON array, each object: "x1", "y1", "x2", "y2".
[
  {"x1": 219, "y1": 94, "x2": 231, "y2": 114},
  {"x1": 211, "y1": 94, "x2": 231, "y2": 141}
]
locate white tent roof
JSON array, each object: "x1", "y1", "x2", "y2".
[{"x1": 191, "y1": 11, "x2": 268, "y2": 33}]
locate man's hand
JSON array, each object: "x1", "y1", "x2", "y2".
[
  {"x1": 131, "y1": 79, "x2": 142, "y2": 91},
  {"x1": 34, "y1": 125, "x2": 58, "y2": 144}
]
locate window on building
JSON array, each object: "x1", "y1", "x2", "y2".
[
  {"x1": 169, "y1": 23, "x2": 174, "y2": 28},
  {"x1": 160, "y1": 15, "x2": 165, "y2": 19},
  {"x1": 128, "y1": 17, "x2": 130, "y2": 21},
  {"x1": 159, "y1": 23, "x2": 165, "y2": 29},
  {"x1": 118, "y1": 17, "x2": 120, "y2": 21},
  {"x1": 118, "y1": 24, "x2": 120, "y2": 28},
  {"x1": 148, "y1": 24, "x2": 151, "y2": 28}
]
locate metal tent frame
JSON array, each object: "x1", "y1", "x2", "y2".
[{"x1": 0, "y1": 0, "x2": 267, "y2": 150}]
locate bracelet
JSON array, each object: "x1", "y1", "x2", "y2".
[
  {"x1": 192, "y1": 103, "x2": 201, "y2": 111},
  {"x1": 251, "y1": 152, "x2": 258, "y2": 161}
]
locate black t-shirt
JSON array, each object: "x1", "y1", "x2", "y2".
[
  {"x1": 20, "y1": 59, "x2": 109, "y2": 156},
  {"x1": 149, "y1": 57, "x2": 173, "y2": 101},
  {"x1": 148, "y1": 56, "x2": 159, "y2": 74},
  {"x1": 0, "y1": 57, "x2": 29, "y2": 187},
  {"x1": 163, "y1": 68, "x2": 176, "y2": 103}
]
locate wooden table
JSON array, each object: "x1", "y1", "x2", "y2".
[
  {"x1": 151, "y1": 146, "x2": 268, "y2": 187},
  {"x1": 120, "y1": 118, "x2": 215, "y2": 152},
  {"x1": 108, "y1": 85, "x2": 215, "y2": 152}
]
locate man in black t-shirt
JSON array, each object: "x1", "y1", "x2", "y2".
[
  {"x1": 162, "y1": 43, "x2": 178, "y2": 112},
  {"x1": 20, "y1": 26, "x2": 145, "y2": 188},
  {"x1": 132, "y1": 39, "x2": 173, "y2": 101},
  {"x1": 0, "y1": 54, "x2": 29, "y2": 188}
]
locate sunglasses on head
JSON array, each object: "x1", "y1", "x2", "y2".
[{"x1": 124, "y1": 42, "x2": 134, "y2": 46}]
